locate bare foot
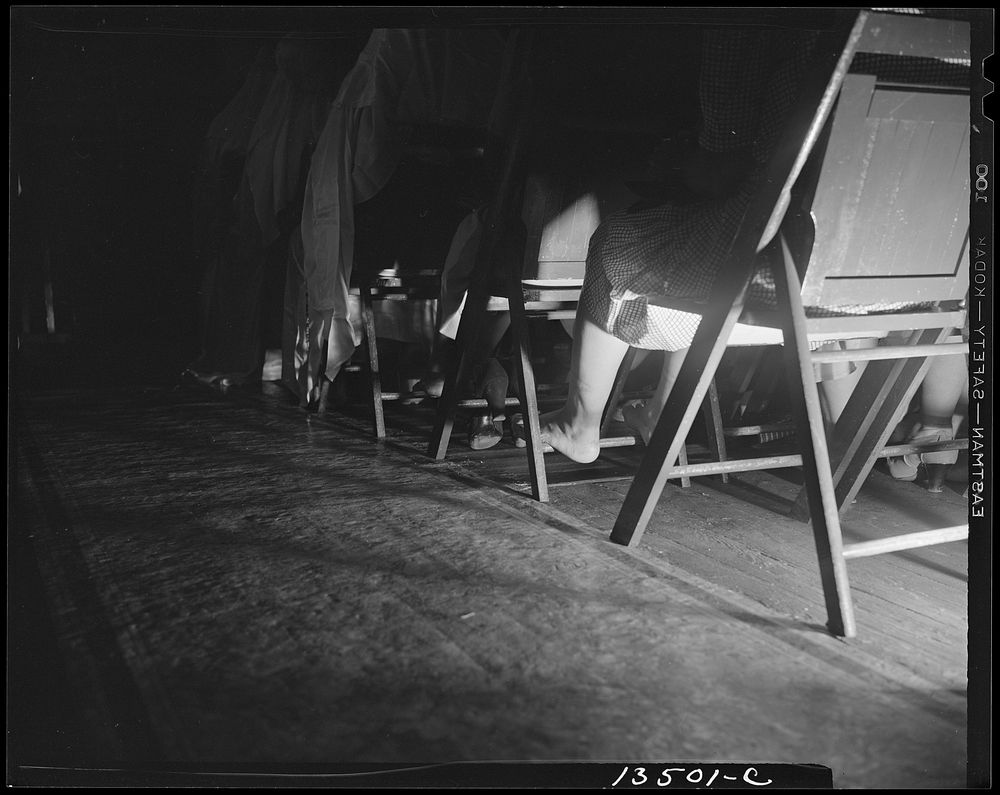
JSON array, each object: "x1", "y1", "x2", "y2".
[
  {"x1": 539, "y1": 408, "x2": 601, "y2": 464},
  {"x1": 620, "y1": 401, "x2": 654, "y2": 446}
]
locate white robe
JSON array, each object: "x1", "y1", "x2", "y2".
[{"x1": 293, "y1": 28, "x2": 506, "y2": 405}]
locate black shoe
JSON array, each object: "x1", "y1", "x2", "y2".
[{"x1": 468, "y1": 413, "x2": 504, "y2": 451}]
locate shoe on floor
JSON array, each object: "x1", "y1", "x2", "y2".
[
  {"x1": 468, "y1": 413, "x2": 503, "y2": 451},
  {"x1": 887, "y1": 424, "x2": 958, "y2": 489}
]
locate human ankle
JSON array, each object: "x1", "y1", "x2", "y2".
[{"x1": 920, "y1": 416, "x2": 953, "y2": 431}]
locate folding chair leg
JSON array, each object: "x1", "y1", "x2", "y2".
[
  {"x1": 429, "y1": 290, "x2": 490, "y2": 460},
  {"x1": 678, "y1": 392, "x2": 734, "y2": 487},
  {"x1": 773, "y1": 235, "x2": 855, "y2": 638},
  {"x1": 508, "y1": 282, "x2": 549, "y2": 502},
  {"x1": 430, "y1": 34, "x2": 534, "y2": 463},
  {"x1": 429, "y1": 370, "x2": 459, "y2": 460},
  {"x1": 702, "y1": 379, "x2": 730, "y2": 485},
  {"x1": 727, "y1": 348, "x2": 765, "y2": 423},
  {"x1": 745, "y1": 348, "x2": 785, "y2": 420},
  {"x1": 611, "y1": 345, "x2": 728, "y2": 545},
  {"x1": 611, "y1": 290, "x2": 747, "y2": 548},
  {"x1": 790, "y1": 328, "x2": 945, "y2": 521},
  {"x1": 317, "y1": 378, "x2": 331, "y2": 416},
  {"x1": 788, "y1": 354, "x2": 921, "y2": 521},
  {"x1": 779, "y1": 332, "x2": 856, "y2": 637},
  {"x1": 676, "y1": 442, "x2": 692, "y2": 488},
  {"x1": 359, "y1": 285, "x2": 386, "y2": 439}
]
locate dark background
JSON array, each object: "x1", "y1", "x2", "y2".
[
  {"x1": 8, "y1": 5, "x2": 991, "y2": 778},
  {"x1": 10, "y1": 7, "x2": 372, "y2": 389},
  {"x1": 10, "y1": 6, "x2": 980, "y2": 392},
  {"x1": 8, "y1": 11, "x2": 700, "y2": 764},
  {"x1": 8, "y1": 5, "x2": 728, "y2": 391}
]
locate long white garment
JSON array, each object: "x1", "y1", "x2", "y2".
[
  {"x1": 245, "y1": 36, "x2": 342, "y2": 249},
  {"x1": 202, "y1": 45, "x2": 277, "y2": 171},
  {"x1": 188, "y1": 47, "x2": 277, "y2": 380},
  {"x1": 193, "y1": 35, "x2": 349, "y2": 384},
  {"x1": 435, "y1": 209, "x2": 483, "y2": 340},
  {"x1": 295, "y1": 29, "x2": 505, "y2": 405}
]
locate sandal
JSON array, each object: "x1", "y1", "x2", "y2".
[
  {"x1": 181, "y1": 367, "x2": 249, "y2": 394},
  {"x1": 887, "y1": 425, "x2": 959, "y2": 492},
  {"x1": 619, "y1": 401, "x2": 650, "y2": 446},
  {"x1": 509, "y1": 413, "x2": 554, "y2": 453},
  {"x1": 400, "y1": 375, "x2": 445, "y2": 405}
]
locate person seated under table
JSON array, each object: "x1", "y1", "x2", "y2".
[
  {"x1": 296, "y1": 24, "x2": 701, "y2": 450},
  {"x1": 537, "y1": 26, "x2": 819, "y2": 463},
  {"x1": 885, "y1": 352, "x2": 968, "y2": 493},
  {"x1": 536, "y1": 22, "x2": 970, "y2": 472}
]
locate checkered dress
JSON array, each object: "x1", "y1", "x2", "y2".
[{"x1": 581, "y1": 27, "x2": 970, "y2": 352}]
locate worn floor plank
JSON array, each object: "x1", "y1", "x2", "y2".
[{"x1": 11, "y1": 382, "x2": 972, "y2": 788}]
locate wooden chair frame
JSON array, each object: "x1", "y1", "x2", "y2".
[
  {"x1": 609, "y1": 10, "x2": 972, "y2": 638},
  {"x1": 428, "y1": 11, "x2": 971, "y2": 639},
  {"x1": 428, "y1": 28, "x2": 730, "y2": 497}
]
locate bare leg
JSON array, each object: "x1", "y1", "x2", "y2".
[
  {"x1": 816, "y1": 340, "x2": 877, "y2": 427},
  {"x1": 558, "y1": 317, "x2": 650, "y2": 375},
  {"x1": 887, "y1": 353, "x2": 966, "y2": 487},
  {"x1": 413, "y1": 311, "x2": 511, "y2": 399},
  {"x1": 919, "y1": 353, "x2": 965, "y2": 429},
  {"x1": 539, "y1": 310, "x2": 630, "y2": 463},
  {"x1": 621, "y1": 347, "x2": 689, "y2": 444},
  {"x1": 954, "y1": 362, "x2": 969, "y2": 434},
  {"x1": 482, "y1": 312, "x2": 512, "y2": 359}
]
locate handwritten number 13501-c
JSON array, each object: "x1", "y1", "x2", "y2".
[{"x1": 611, "y1": 766, "x2": 774, "y2": 787}]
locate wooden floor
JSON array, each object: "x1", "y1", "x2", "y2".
[{"x1": 10, "y1": 375, "x2": 984, "y2": 788}]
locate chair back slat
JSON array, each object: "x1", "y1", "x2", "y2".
[
  {"x1": 521, "y1": 12, "x2": 973, "y2": 315},
  {"x1": 647, "y1": 12, "x2": 971, "y2": 315},
  {"x1": 607, "y1": 11, "x2": 974, "y2": 638},
  {"x1": 798, "y1": 14, "x2": 970, "y2": 307},
  {"x1": 854, "y1": 13, "x2": 970, "y2": 61}
]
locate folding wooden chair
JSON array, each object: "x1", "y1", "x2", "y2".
[
  {"x1": 608, "y1": 9, "x2": 971, "y2": 638},
  {"x1": 330, "y1": 268, "x2": 441, "y2": 438},
  {"x1": 337, "y1": 126, "x2": 487, "y2": 438},
  {"x1": 316, "y1": 31, "x2": 522, "y2": 438},
  {"x1": 428, "y1": 32, "x2": 731, "y2": 498}
]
